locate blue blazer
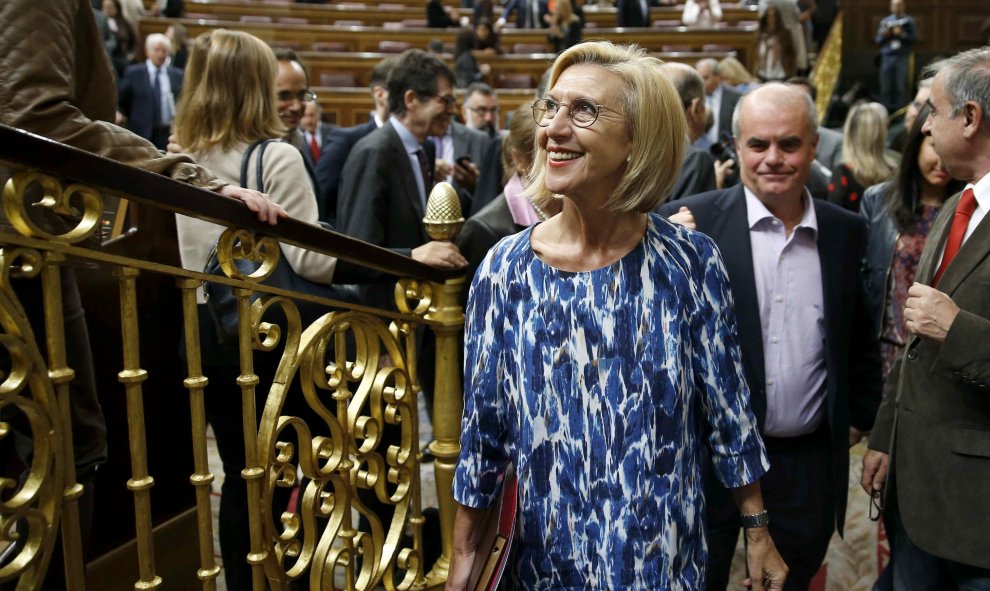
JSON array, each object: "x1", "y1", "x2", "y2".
[
  {"x1": 118, "y1": 63, "x2": 183, "y2": 141},
  {"x1": 616, "y1": 0, "x2": 652, "y2": 27},
  {"x1": 500, "y1": 0, "x2": 549, "y2": 29},
  {"x1": 315, "y1": 118, "x2": 378, "y2": 224}
]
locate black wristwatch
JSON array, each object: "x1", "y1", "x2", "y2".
[{"x1": 741, "y1": 509, "x2": 769, "y2": 529}]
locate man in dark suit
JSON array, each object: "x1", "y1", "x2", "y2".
[
  {"x1": 336, "y1": 48, "x2": 467, "y2": 286},
  {"x1": 431, "y1": 120, "x2": 489, "y2": 214},
  {"x1": 660, "y1": 62, "x2": 717, "y2": 201},
  {"x1": 660, "y1": 83, "x2": 882, "y2": 591},
  {"x1": 695, "y1": 58, "x2": 741, "y2": 151},
  {"x1": 494, "y1": 0, "x2": 548, "y2": 30},
  {"x1": 272, "y1": 49, "x2": 321, "y2": 194},
  {"x1": 616, "y1": 0, "x2": 651, "y2": 27},
  {"x1": 315, "y1": 56, "x2": 395, "y2": 224},
  {"x1": 862, "y1": 47, "x2": 990, "y2": 589},
  {"x1": 118, "y1": 33, "x2": 182, "y2": 149}
]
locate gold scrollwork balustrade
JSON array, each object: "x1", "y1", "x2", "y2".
[{"x1": 0, "y1": 160, "x2": 463, "y2": 591}]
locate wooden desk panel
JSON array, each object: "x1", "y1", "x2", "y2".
[
  {"x1": 140, "y1": 17, "x2": 758, "y2": 69},
  {"x1": 313, "y1": 87, "x2": 538, "y2": 128},
  {"x1": 180, "y1": 0, "x2": 757, "y2": 28},
  {"x1": 301, "y1": 49, "x2": 736, "y2": 89}
]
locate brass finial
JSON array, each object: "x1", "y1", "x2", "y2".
[{"x1": 423, "y1": 181, "x2": 464, "y2": 241}]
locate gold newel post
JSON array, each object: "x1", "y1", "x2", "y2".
[{"x1": 421, "y1": 183, "x2": 465, "y2": 587}]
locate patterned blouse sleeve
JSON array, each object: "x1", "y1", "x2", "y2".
[
  {"x1": 688, "y1": 233, "x2": 770, "y2": 488},
  {"x1": 452, "y1": 245, "x2": 511, "y2": 508}
]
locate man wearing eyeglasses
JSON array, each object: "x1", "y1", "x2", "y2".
[
  {"x1": 274, "y1": 49, "x2": 322, "y2": 194},
  {"x1": 337, "y1": 48, "x2": 468, "y2": 282},
  {"x1": 462, "y1": 83, "x2": 500, "y2": 138}
]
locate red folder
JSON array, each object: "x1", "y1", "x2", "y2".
[{"x1": 467, "y1": 464, "x2": 519, "y2": 591}]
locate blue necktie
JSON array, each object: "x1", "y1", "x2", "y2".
[
  {"x1": 152, "y1": 68, "x2": 162, "y2": 126},
  {"x1": 415, "y1": 148, "x2": 432, "y2": 206}
]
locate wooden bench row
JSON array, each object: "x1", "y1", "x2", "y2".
[
  {"x1": 299, "y1": 49, "x2": 735, "y2": 89},
  {"x1": 140, "y1": 17, "x2": 759, "y2": 69},
  {"x1": 179, "y1": 0, "x2": 758, "y2": 29},
  {"x1": 313, "y1": 86, "x2": 537, "y2": 127}
]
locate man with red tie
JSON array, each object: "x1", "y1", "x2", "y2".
[
  {"x1": 300, "y1": 101, "x2": 332, "y2": 163},
  {"x1": 862, "y1": 46, "x2": 990, "y2": 590}
]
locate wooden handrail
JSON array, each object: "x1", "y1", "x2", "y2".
[{"x1": 0, "y1": 124, "x2": 455, "y2": 284}]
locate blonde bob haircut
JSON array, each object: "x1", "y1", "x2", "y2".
[
  {"x1": 173, "y1": 29, "x2": 285, "y2": 155},
  {"x1": 526, "y1": 41, "x2": 686, "y2": 213}
]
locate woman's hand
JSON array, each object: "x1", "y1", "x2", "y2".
[
  {"x1": 742, "y1": 527, "x2": 788, "y2": 591},
  {"x1": 446, "y1": 504, "x2": 491, "y2": 591},
  {"x1": 218, "y1": 185, "x2": 288, "y2": 225}
]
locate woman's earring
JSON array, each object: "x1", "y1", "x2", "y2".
[{"x1": 626, "y1": 155, "x2": 631, "y2": 163}]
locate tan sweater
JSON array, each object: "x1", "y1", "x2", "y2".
[{"x1": 177, "y1": 141, "x2": 337, "y2": 302}]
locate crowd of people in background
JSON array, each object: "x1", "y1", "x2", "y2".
[{"x1": 6, "y1": 0, "x2": 990, "y2": 588}]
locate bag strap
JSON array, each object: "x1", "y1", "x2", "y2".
[{"x1": 238, "y1": 139, "x2": 276, "y2": 190}]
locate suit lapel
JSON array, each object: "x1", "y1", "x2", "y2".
[
  {"x1": 915, "y1": 191, "x2": 957, "y2": 287},
  {"x1": 813, "y1": 202, "x2": 843, "y2": 405},
  {"x1": 384, "y1": 123, "x2": 426, "y2": 221},
  {"x1": 925, "y1": 191, "x2": 990, "y2": 297},
  {"x1": 711, "y1": 186, "x2": 768, "y2": 423}
]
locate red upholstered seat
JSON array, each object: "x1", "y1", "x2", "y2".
[
  {"x1": 496, "y1": 73, "x2": 533, "y2": 88},
  {"x1": 379, "y1": 40, "x2": 413, "y2": 53},
  {"x1": 702, "y1": 44, "x2": 734, "y2": 52},
  {"x1": 277, "y1": 16, "x2": 309, "y2": 24},
  {"x1": 240, "y1": 15, "x2": 273, "y2": 23},
  {"x1": 312, "y1": 41, "x2": 349, "y2": 52},
  {"x1": 401, "y1": 18, "x2": 428, "y2": 27},
  {"x1": 320, "y1": 72, "x2": 359, "y2": 87},
  {"x1": 335, "y1": 19, "x2": 364, "y2": 26},
  {"x1": 511, "y1": 42, "x2": 547, "y2": 54},
  {"x1": 651, "y1": 19, "x2": 682, "y2": 27},
  {"x1": 268, "y1": 41, "x2": 302, "y2": 51}
]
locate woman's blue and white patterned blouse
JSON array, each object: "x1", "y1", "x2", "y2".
[{"x1": 453, "y1": 213, "x2": 769, "y2": 590}]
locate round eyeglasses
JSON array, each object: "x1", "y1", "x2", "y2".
[
  {"x1": 276, "y1": 89, "x2": 317, "y2": 104},
  {"x1": 532, "y1": 98, "x2": 621, "y2": 128}
]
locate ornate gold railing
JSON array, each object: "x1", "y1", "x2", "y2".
[
  {"x1": 811, "y1": 10, "x2": 843, "y2": 123},
  {"x1": 0, "y1": 124, "x2": 464, "y2": 590}
]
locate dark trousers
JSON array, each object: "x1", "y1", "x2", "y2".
[
  {"x1": 706, "y1": 425, "x2": 834, "y2": 591},
  {"x1": 879, "y1": 53, "x2": 910, "y2": 112}
]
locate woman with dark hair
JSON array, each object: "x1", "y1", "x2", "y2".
[
  {"x1": 861, "y1": 101, "x2": 965, "y2": 384},
  {"x1": 474, "y1": 17, "x2": 503, "y2": 54},
  {"x1": 755, "y1": 5, "x2": 796, "y2": 81},
  {"x1": 102, "y1": 0, "x2": 137, "y2": 76},
  {"x1": 547, "y1": 0, "x2": 582, "y2": 53},
  {"x1": 166, "y1": 23, "x2": 189, "y2": 70},
  {"x1": 454, "y1": 27, "x2": 489, "y2": 87}
]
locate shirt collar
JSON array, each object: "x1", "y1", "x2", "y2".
[
  {"x1": 390, "y1": 116, "x2": 423, "y2": 155},
  {"x1": 744, "y1": 185, "x2": 818, "y2": 237},
  {"x1": 146, "y1": 59, "x2": 163, "y2": 73},
  {"x1": 967, "y1": 170, "x2": 990, "y2": 211}
]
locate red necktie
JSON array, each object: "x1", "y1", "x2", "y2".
[
  {"x1": 309, "y1": 134, "x2": 321, "y2": 161},
  {"x1": 932, "y1": 187, "x2": 978, "y2": 287}
]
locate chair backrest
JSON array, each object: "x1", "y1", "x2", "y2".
[
  {"x1": 382, "y1": 21, "x2": 404, "y2": 29},
  {"x1": 277, "y1": 16, "x2": 309, "y2": 24},
  {"x1": 511, "y1": 42, "x2": 548, "y2": 54},
  {"x1": 401, "y1": 18, "x2": 428, "y2": 27},
  {"x1": 661, "y1": 44, "x2": 695, "y2": 52},
  {"x1": 320, "y1": 72, "x2": 359, "y2": 87},
  {"x1": 496, "y1": 73, "x2": 533, "y2": 88},
  {"x1": 702, "y1": 43, "x2": 733, "y2": 52},
  {"x1": 651, "y1": 19, "x2": 682, "y2": 27},
  {"x1": 268, "y1": 41, "x2": 302, "y2": 51},
  {"x1": 240, "y1": 15, "x2": 273, "y2": 23},
  {"x1": 335, "y1": 19, "x2": 365, "y2": 26},
  {"x1": 312, "y1": 41, "x2": 350, "y2": 52},
  {"x1": 379, "y1": 40, "x2": 413, "y2": 53}
]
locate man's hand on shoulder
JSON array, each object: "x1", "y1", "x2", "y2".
[{"x1": 904, "y1": 282, "x2": 960, "y2": 343}]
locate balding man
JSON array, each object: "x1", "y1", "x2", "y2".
[
  {"x1": 660, "y1": 62, "x2": 718, "y2": 200},
  {"x1": 863, "y1": 47, "x2": 990, "y2": 590},
  {"x1": 660, "y1": 83, "x2": 881, "y2": 590},
  {"x1": 696, "y1": 57, "x2": 741, "y2": 149},
  {"x1": 118, "y1": 33, "x2": 182, "y2": 148}
]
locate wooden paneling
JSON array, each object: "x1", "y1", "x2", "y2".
[
  {"x1": 300, "y1": 49, "x2": 736, "y2": 89},
  {"x1": 179, "y1": 0, "x2": 758, "y2": 28},
  {"x1": 140, "y1": 17, "x2": 760, "y2": 69}
]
